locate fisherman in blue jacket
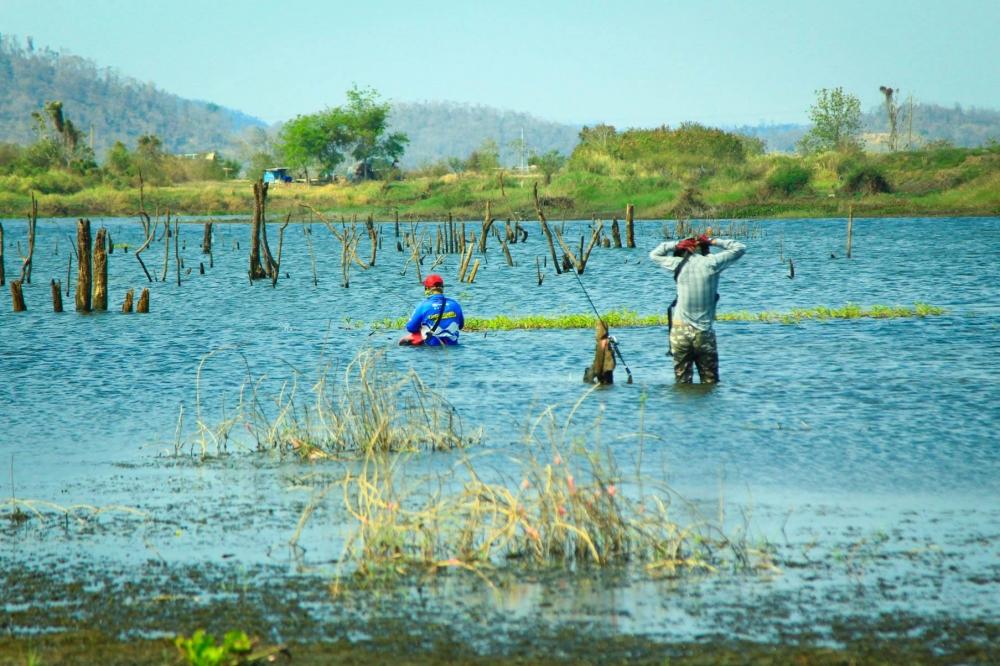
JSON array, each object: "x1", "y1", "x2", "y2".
[{"x1": 399, "y1": 274, "x2": 464, "y2": 346}]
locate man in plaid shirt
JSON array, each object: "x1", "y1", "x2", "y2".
[{"x1": 649, "y1": 234, "x2": 746, "y2": 383}]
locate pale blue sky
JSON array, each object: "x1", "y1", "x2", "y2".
[{"x1": 2, "y1": 0, "x2": 998, "y2": 127}]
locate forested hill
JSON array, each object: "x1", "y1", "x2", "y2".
[
  {"x1": 387, "y1": 101, "x2": 581, "y2": 168},
  {"x1": 0, "y1": 35, "x2": 265, "y2": 157}
]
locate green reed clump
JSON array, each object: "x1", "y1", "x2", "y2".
[
  {"x1": 369, "y1": 304, "x2": 944, "y2": 332},
  {"x1": 190, "y1": 348, "x2": 475, "y2": 458}
]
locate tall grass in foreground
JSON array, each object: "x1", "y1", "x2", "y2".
[
  {"x1": 288, "y1": 391, "x2": 775, "y2": 593},
  {"x1": 366, "y1": 303, "x2": 945, "y2": 332},
  {"x1": 187, "y1": 348, "x2": 475, "y2": 458}
]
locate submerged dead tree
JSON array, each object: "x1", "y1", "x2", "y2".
[
  {"x1": 20, "y1": 193, "x2": 38, "y2": 284},
  {"x1": 554, "y1": 221, "x2": 604, "y2": 274},
  {"x1": 478, "y1": 200, "x2": 496, "y2": 253},
  {"x1": 249, "y1": 179, "x2": 277, "y2": 280},
  {"x1": 533, "y1": 183, "x2": 562, "y2": 275},
  {"x1": 92, "y1": 228, "x2": 108, "y2": 310},
  {"x1": 10, "y1": 280, "x2": 26, "y2": 312},
  {"x1": 625, "y1": 204, "x2": 635, "y2": 248},
  {"x1": 75, "y1": 219, "x2": 92, "y2": 312}
]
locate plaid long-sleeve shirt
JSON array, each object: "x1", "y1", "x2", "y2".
[{"x1": 648, "y1": 239, "x2": 746, "y2": 331}]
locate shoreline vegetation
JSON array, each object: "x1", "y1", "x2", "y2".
[
  {"x1": 366, "y1": 304, "x2": 946, "y2": 332},
  {"x1": 1, "y1": 166, "x2": 997, "y2": 220},
  {"x1": 2, "y1": 123, "x2": 999, "y2": 221}
]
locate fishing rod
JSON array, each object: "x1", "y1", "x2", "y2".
[{"x1": 570, "y1": 268, "x2": 634, "y2": 383}]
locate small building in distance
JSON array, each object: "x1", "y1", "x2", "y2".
[{"x1": 263, "y1": 167, "x2": 293, "y2": 184}]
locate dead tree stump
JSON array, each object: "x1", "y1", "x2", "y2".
[
  {"x1": 92, "y1": 228, "x2": 108, "y2": 310},
  {"x1": 611, "y1": 219, "x2": 622, "y2": 248},
  {"x1": 10, "y1": 279, "x2": 26, "y2": 312},
  {"x1": 583, "y1": 320, "x2": 616, "y2": 385},
  {"x1": 51, "y1": 279, "x2": 63, "y2": 312},
  {"x1": 202, "y1": 222, "x2": 213, "y2": 254},
  {"x1": 20, "y1": 193, "x2": 38, "y2": 284},
  {"x1": 136, "y1": 288, "x2": 149, "y2": 313},
  {"x1": 248, "y1": 180, "x2": 269, "y2": 279},
  {"x1": 75, "y1": 219, "x2": 92, "y2": 312},
  {"x1": 122, "y1": 288, "x2": 134, "y2": 312},
  {"x1": 625, "y1": 204, "x2": 635, "y2": 248}
]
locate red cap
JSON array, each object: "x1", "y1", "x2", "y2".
[
  {"x1": 676, "y1": 238, "x2": 698, "y2": 253},
  {"x1": 423, "y1": 274, "x2": 444, "y2": 289}
]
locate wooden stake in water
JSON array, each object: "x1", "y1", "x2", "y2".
[
  {"x1": 846, "y1": 206, "x2": 854, "y2": 259},
  {"x1": 51, "y1": 279, "x2": 63, "y2": 312},
  {"x1": 92, "y1": 228, "x2": 108, "y2": 310},
  {"x1": 75, "y1": 219, "x2": 92, "y2": 312},
  {"x1": 467, "y1": 259, "x2": 481, "y2": 283},
  {"x1": 611, "y1": 218, "x2": 621, "y2": 248},
  {"x1": 122, "y1": 288, "x2": 134, "y2": 313},
  {"x1": 10, "y1": 279, "x2": 26, "y2": 312}
]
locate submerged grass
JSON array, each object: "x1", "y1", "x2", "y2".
[
  {"x1": 284, "y1": 388, "x2": 775, "y2": 593},
  {"x1": 188, "y1": 348, "x2": 476, "y2": 458},
  {"x1": 369, "y1": 303, "x2": 946, "y2": 332}
]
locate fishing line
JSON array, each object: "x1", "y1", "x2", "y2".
[{"x1": 570, "y1": 268, "x2": 634, "y2": 383}]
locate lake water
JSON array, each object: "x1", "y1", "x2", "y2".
[{"x1": 1, "y1": 214, "x2": 998, "y2": 647}]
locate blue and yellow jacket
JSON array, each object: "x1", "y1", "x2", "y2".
[{"x1": 405, "y1": 295, "x2": 464, "y2": 346}]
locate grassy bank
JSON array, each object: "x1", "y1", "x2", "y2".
[{"x1": 2, "y1": 141, "x2": 999, "y2": 220}]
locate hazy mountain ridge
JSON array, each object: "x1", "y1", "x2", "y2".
[
  {"x1": 387, "y1": 100, "x2": 581, "y2": 168},
  {"x1": 0, "y1": 35, "x2": 266, "y2": 157},
  {"x1": 2, "y1": 36, "x2": 999, "y2": 168}
]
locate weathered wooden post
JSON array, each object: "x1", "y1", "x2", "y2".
[
  {"x1": 51, "y1": 279, "x2": 63, "y2": 312},
  {"x1": 122, "y1": 288, "x2": 134, "y2": 313},
  {"x1": 467, "y1": 259, "x2": 481, "y2": 283},
  {"x1": 92, "y1": 228, "x2": 108, "y2": 310},
  {"x1": 136, "y1": 288, "x2": 149, "y2": 313},
  {"x1": 846, "y1": 205, "x2": 854, "y2": 259},
  {"x1": 625, "y1": 204, "x2": 635, "y2": 248},
  {"x1": 75, "y1": 219, "x2": 92, "y2": 312},
  {"x1": 10, "y1": 279, "x2": 26, "y2": 312}
]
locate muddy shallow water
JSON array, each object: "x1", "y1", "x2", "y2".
[{"x1": 1, "y1": 214, "x2": 999, "y2": 659}]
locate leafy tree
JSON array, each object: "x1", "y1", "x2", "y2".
[
  {"x1": 799, "y1": 87, "x2": 862, "y2": 154},
  {"x1": 465, "y1": 138, "x2": 500, "y2": 173},
  {"x1": 528, "y1": 149, "x2": 566, "y2": 184},
  {"x1": 27, "y1": 100, "x2": 96, "y2": 173},
  {"x1": 134, "y1": 134, "x2": 166, "y2": 183},
  {"x1": 278, "y1": 86, "x2": 408, "y2": 181},
  {"x1": 342, "y1": 86, "x2": 408, "y2": 179},
  {"x1": 104, "y1": 141, "x2": 133, "y2": 177}
]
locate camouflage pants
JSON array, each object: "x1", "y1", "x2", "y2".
[{"x1": 669, "y1": 324, "x2": 719, "y2": 384}]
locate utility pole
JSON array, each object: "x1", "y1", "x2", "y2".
[
  {"x1": 907, "y1": 95, "x2": 914, "y2": 149},
  {"x1": 520, "y1": 127, "x2": 525, "y2": 172}
]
